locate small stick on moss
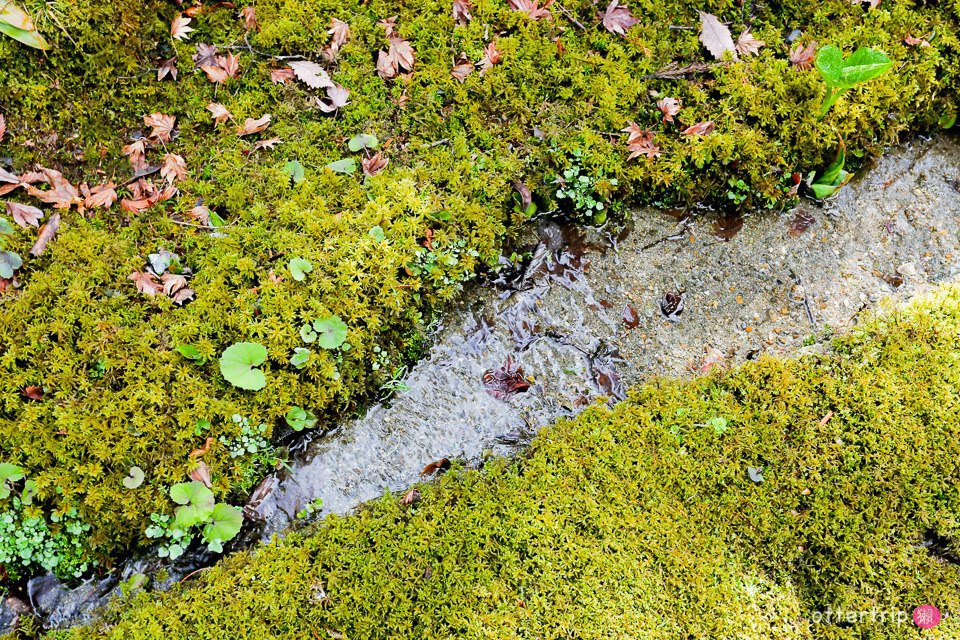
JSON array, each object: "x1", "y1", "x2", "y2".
[
  {"x1": 554, "y1": 3, "x2": 586, "y2": 31},
  {"x1": 178, "y1": 567, "x2": 209, "y2": 584}
]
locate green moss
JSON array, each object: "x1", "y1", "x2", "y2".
[
  {"x1": 1, "y1": 0, "x2": 959, "y2": 578},
  {"x1": 23, "y1": 284, "x2": 960, "y2": 639}
]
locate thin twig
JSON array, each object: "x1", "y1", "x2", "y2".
[
  {"x1": 668, "y1": 25, "x2": 697, "y2": 30},
  {"x1": 178, "y1": 567, "x2": 209, "y2": 584},
  {"x1": 554, "y1": 2, "x2": 587, "y2": 31},
  {"x1": 168, "y1": 218, "x2": 233, "y2": 230}
]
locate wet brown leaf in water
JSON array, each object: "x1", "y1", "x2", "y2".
[
  {"x1": 483, "y1": 355, "x2": 532, "y2": 400},
  {"x1": 787, "y1": 210, "x2": 816, "y2": 237},
  {"x1": 622, "y1": 303, "x2": 639, "y2": 328}
]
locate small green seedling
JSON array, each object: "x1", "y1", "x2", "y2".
[
  {"x1": 348, "y1": 133, "x2": 379, "y2": 152},
  {"x1": 815, "y1": 45, "x2": 893, "y2": 117},
  {"x1": 122, "y1": 466, "x2": 145, "y2": 489},
  {"x1": 807, "y1": 143, "x2": 852, "y2": 199},
  {"x1": 219, "y1": 342, "x2": 268, "y2": 390},
  {"x1": 0, "y1": 463, "x2": 25, "y2": 499},
  {"x1": 170, "y1": 481, "x2": 216, "y2": 529},
  {"x1": 297, "y1": 497, "x2": 324, "y2": 519},
  {"x1": 706, "y1": 417, "x2": 728, "y2": 435},
  {"x1": 368, "y1": 226, "x2": 386, "y2": 242},
  {"x1": 300, "y1": 315, "x2": 349, "y2": 349},
  {"x1": 288, "y1": 257, "x2": 313, "y2": 282},
  {"x1": 283, "y1": 160, "x2": 306, "y2": 184},
  {"x1": 285, "y1": 406, "x2": 318, "y2": 431},
  {"x1": 290, "y1": 347, "x2": 311, "y2": 369},
  {"x1": 176, "y1": 344, "x2": 206, "y2": 365},
  {"x1": 325, "y1": 158, "x2": 357, "y2": 174}
]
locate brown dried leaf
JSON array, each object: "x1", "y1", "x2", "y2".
[
  {"x1": 121, "y1": 198, "x2": 154, "y2": 213},
  {"x1": 220, "y1": 52, "x2": 241, "y2": 79},
  {"x1": 681, "y1": 120, "x2": 716, "y2": 136},
  {"x1": 6, "y1": 201, "x2": 43, "y2": 228},
  {"x1": 735, "y1": 30, "x2": 765, "y2": 56},
  {"x1": 122, "y1": 139, "x2": 149, "y2": 171},
  {"x1": 240, "y1": 6, "x2": 259, "y2": 31},
  {"x1": 420, "y1": 458, "x2": 450, "y2": 477},
  {"x1": 207, "y1": 102, "x2": 233, "y2": 124},
  {"x1": 187, "y1": 204, "x2": 211, "y2": 225},
  {"x1": 0, "y1": 114, "x2": 5, "y2": 143},
  {"x1": 317, "y1": 84, "x2": 350, "y2": 113},
  {"x1": 82, "y1": 182, "x2": 118, "y2": 209},
  {"x1": 130, "y1": 271, "x2": 162, "y2": 297},
  {"x1": 271, "y1": 68, "x2": 295, "y2": 84},
  {"x1": 202, "y1": 63, "x2": 229, "y2": 84},
  {"x1": 621, "y1": 122, "x2": 661, "y2": 160},
  {"x1": 328, "y1": 18, "x2": 350, "y2": 52},
  {"x1": 189, "y1": 461, "x2": 212, "y2": 488},
  {"x1": 144, "y1": 113, "x2": 176, "y2": 143},
  {"x1": 161, "y1": 153, "x2": 188, "y2": 184},
  {"x1": 657, "y1": 97, "x2": 681, "y2": 124},
  {"x1": 453, "y1": 0, "x2": 473, "y2": 25},
  {"x1": 252, "y1": 137, "x2": 283, "y2": 151},
  {"x1": 400, "y1": 488, "x2": 421, "y2": 506},
  {"x1": 22, "y1": 386, "x2": 44, "y2": 400},
  {"x1": 477, "y1": 41, "x2": 502, "y2": 76},
  {"x1": 904, "y1": 34, "x2": 930, "y2": 47},
  {"x1": 161, "y1": 273, "x2": 188, "y2": 295},
  {"x1": 193, "y1": 43, "x2": 219, "y2": 68},
  {"x1": 24, "y1": 168, "x2": 81, "y2": 209},
  {"x1": 171, "y1": 13, "x2": 194, "y2": 41},
  {"x1": 377, "y1": 36, "x2": 416, "y2": 79},
  {"x1": 789, "y1": 42, "x2": 816, "y2": 70},
  {"x1": 0, "y1": 166, "x2": 17, "y2": 184},
  {"x1": 507, "y1": 0, "x2": 554, "y2": 20},
  {"x1": 698, "y1": 11, "x2": 736, "y2": 60},
  {"x1": 29, "y1": 212, "x2": 60, "y2": 257},
  {"x1": 602, "y1": 0, "x2": 639, "y2": 36},
  {"x1": 171, "y1": 287, "x2": 195, "y2": 305},
  {"x1": 288, "y1": 60, "x2": 333, "y2": 89},
  {"x1": 158, "y1": 57, "x2": 179, "y2": 81},
  {"x1": 237, "y1": 114, "x2": 272, "y2": 137},
  {"x1": 361, "y1": 152, "x2": 389, "y2": 177},
  {"x1": 451, "y1": 54, "x2": 473, "y2": 82}
]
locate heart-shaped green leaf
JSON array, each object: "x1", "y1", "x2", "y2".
[
  {"x1": 202, "y1": 503, "x2": 244, "y2": 552},
  {"x1": 324, "y1": 158, "x2": 357, "y2": 174},
  {"x1": 285, "y1": 406, "x2": 318, "y2": 431},
  {"x1": 288, "y1": 257, "x2": 313, "y2": 282},
  {"x1": 282, "y1": 160, "x2": 306, "y2": 184},
  {"x1": 219, "y1": 342, "x2": 268, "y2": 390},
  {"x1": 171, "y1": 481, "x2": 216, "y2": 529},
  {"x1": 0, "y1": 250, "x2": 23, "y2": 279},
  {"x1": 0, "y1": 463, "x2": 24, "y2": 499},
  {"x1": 122, "y1": 466, "x2": 145, "y2": 489},
  {"x1": 290, "y1": 347, "x2": 311, "y2": 369},
  {"x1": 312, "y1": 315, "x2": 348, "y2": 349},
  {"x1": 816, "y1": 45, "x2": 892, "y2": 89},
  {"x1": 348, "y1": 133, "x2": 378, "y2": 152}
]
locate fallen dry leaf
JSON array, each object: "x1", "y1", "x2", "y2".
[
  {"x1": 172, "y1": 287, "x2": 195, "y2": 305},
  {"x1": 129, "y1": 271, "x2": 161, "y2": 297},
  {"x1": 0, "y1": 167, "x2": 16, "y2": 185},
  {"x1": 24, "y1": 168, "x2": 81, "y2": 209},
  {"x1": 789, "y1": 42, "x2": 816, "y2": 70},
  {"x1": 453, "y1": 0, "x2": 473, "y2": 25},
  {"x1": 288, "y1": 60, "x2": 333, "y2": 89},
  {"x1": 161, "y1": 153, "x2": 188, "y2": 184},
  {"x1": 622, "y1": 122, "x2": 661, "y2": 159},
  {"x1": 144, "y1": 113, "x2": 176, "y2": 144},
  {"x1": 735, "y1": 30, "x2": 765, "y2": 56},
  {"x1": 362, "y1": 152, "x2": 389, "y2": 177},
  {"x1": 657, "y1": 97, "x2": 681, "y2": 124},
  {"x1": 189, "y1": 436, "x2": 214, "y2": 458},
  {"x1": 477, "y1": 41, "x2": 502, "y2": 76},
  {"x1": 187, "y1": 204, "x2": 211, "y2": 225},
  {"x1": 189, "y1": 461, "x2": 212, "y2": 488},
  {"x1": 237, "y1": 114, "x2": 272, "y2": 137},
  {"x1": 252, "y1": 137, "x2": 283, "y2": 151},
  {"x1": 377, "y1": 36, "x2": 416, "y2": 79},
  {"x1": 81, "y1": 182, "x2": 118, "y2": 209},
  {"x1": 681, "y1": 120, "x2": 715, "y2": 136},
  {"x1": 420, "y1": 458, "x2": 450, "y2": 477},
  {"x1": 451, "y1": 54, "x2": 473, "y2": 82},
  {"x1": 400, "y1": 488, "x2": 421, "y2": 506},
  {"x1": 328, "y1": 18, "x2": 350, "y2": 53},
  {"x1": 483, "y1": 355, "x2": 532, "y2": 400},
  {"x1": 602, "y1": 0, "x2": 639, "y2": 36},
  {"x1": 121, "y1": 198, "x2": 155, "y2": 213},
  {"x1": 201, "y1": 63, "x2": 229, "y2": 84},
  {"x1": 220, "y1": 52, "x2": 241, "y2": 79},
  {"x1": 508, "y1": 0, "x2": 553, "y2": 20},
  {"x1": 170, "y1": 13, "x2": 194, "y2": 41},
  {"x1": 271, "y1": 67, "x2": 295, "y2": 84},
  {"x1": 317, "y1": 84, "x2": 350, "y2": 113},
  {"x1": 6, "y1": 201, "x2": 43, "y2": 228},
  {"x1": 193, "y1": 43, "x2": 219, "y2": 68},
  {"x1": 207, "y1": 102, "x2": 232, "y2": 124},
  {"x1": 22, "y1": 386, "x2": 44, "y2": 400},
  {"x1": 698, "y1": 11, "x2": 736, "y2": 60},
  {"x1": 0, "y1": 114, "x2": 5, "y2": 143},
  {"x1": 904, "y1": 34, "x2": 930, "y2": 47},
  {"x1": 158, "y1": 57, "x2": 179, "y2": 81},
  {"x1": 122, "y1": 139, "x2": 149, "y2": 172},
  {"x1": 240, "y1": 6, "x2": 259, "y2": 31},
  {"x1": 30, "y1": 212, "x2": 60, "y2": 257},
  {"x1": 161, "y1": 272, "x2": 188, "y2": 295}
]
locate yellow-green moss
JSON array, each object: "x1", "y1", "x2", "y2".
[
  {"x1": 23, "y1": 284, "x2": 960, "y2": 639},
  {"x1": 1, "y1": 0, "x2": 959, "y2": 576}
]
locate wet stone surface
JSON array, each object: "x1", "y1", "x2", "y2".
[{"x1": 251, "y1": 134, "x2": 960, "y2": 540}]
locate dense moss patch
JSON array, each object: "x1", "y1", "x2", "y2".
[
  {"x1": 1, "y1": 0, "x2": 959, "y2": 578},
  {"x1": 24, "y1": 284, "x2": 960, "y2": 639}
]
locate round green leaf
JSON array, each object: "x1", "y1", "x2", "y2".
[
  {"x1": 324, "y1": 158, "x2": 357, "y2": 174},
  {"x1": 0, "y1": 250, "x2": 23, "y2": 279},
  {"x1": 122, "y1": 466, "x2": 145, "y2": 489},
  {"x1": 283, "y1": 160, "x2": 306, "y2": 184},
  {"x1": 219, "y1": 342, "x2": 268, "y2": 390},
  {"x1": 203, "y1": 503, "x2": 244, "y2": 551},
  {"x1": 312, "y1": 315, "x2": 348, "y2": 349},
  {"x1": 170, "y1": 481, "x2": 216, "y2": 528},
  {"x1": 348, "y1": 133, "x2": 379, "y2": 152},
  {"x1": 290, "y1": 347, "x2": 311, "y2": 369},
  {"x1": 288, "y1": 257, "x2": 313, "y2": 282}
]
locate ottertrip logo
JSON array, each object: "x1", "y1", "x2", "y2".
[{"x1": 810, "y1": 605, "x2": 942, "y2": 628}]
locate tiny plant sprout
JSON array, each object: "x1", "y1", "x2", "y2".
[
  {"x1": 285, "y1": 406, "x2": 318, "y2": 431},
  {"x1": 282, "y1": 160, "x2": 306, "y2": 184},
  {"x1": 122, "y1": 466, "x2": 145, "y2": 489},
  {"x1": 348, "y1": 133, "x2": 379, "y2": 152},
  {"x1": 288, "y1": 257, "x2": 313, "y2": 282},
  {"x1": 806, "y1": 143, "x2": 852, "y2": 199},
  {"x1": 290, "y1": 347, "x2": 311, "y2": 369},
  {"x1": 815, "y1": 45, "x2": 892, "y2": 117}
]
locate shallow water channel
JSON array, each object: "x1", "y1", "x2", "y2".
[{"x1": 9, "y1": 134, "x2": 960, "y2": 631}]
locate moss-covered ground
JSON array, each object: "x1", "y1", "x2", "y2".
[
  {"x1": 1, "y1": 0, "x2": 959, "y2": 581},
  {"x1": 15, "y1": 283, "x2": 957, "y2": 639}
]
